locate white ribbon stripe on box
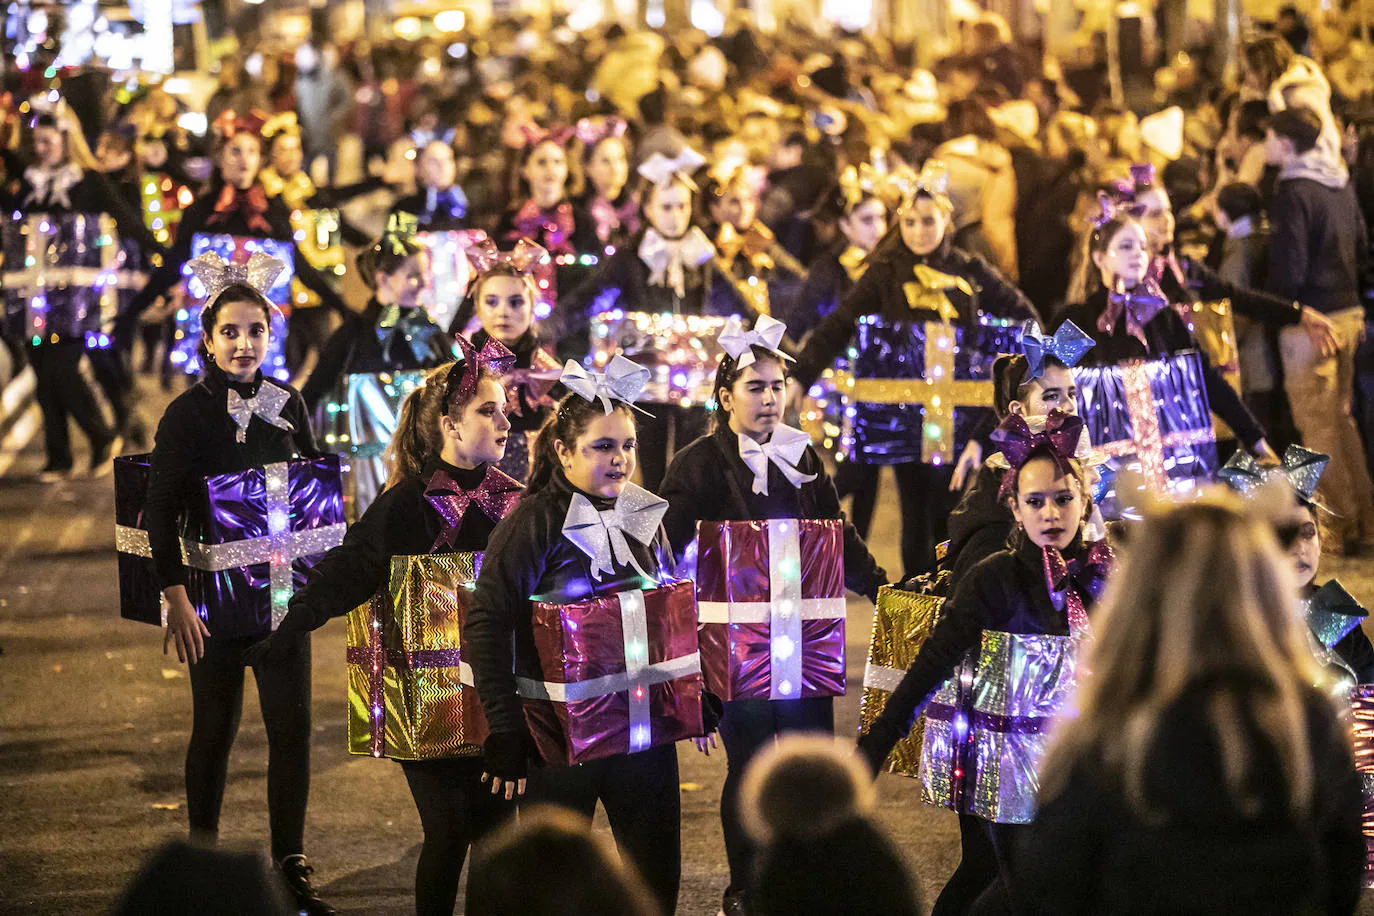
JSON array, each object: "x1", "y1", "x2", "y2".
[
  {"x1": 516, "y1": 588, "x2": 701, "y2": 753},
  {"x1": 862, "y1": 662, "x2": 906, "y2": 693}
]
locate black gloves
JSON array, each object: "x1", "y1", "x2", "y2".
[{"x1": 482, "y1": 729, "x2": 534, "y2": 782}]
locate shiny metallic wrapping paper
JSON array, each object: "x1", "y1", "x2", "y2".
[
  {"x1": 318, "y1": 370, "x2": 427, "y2": 520},
  {"x1": 589, "y1": 310, "x2": 730, "y2": 406},
  {"x1": 114, "y1": 454, "x2": 346, "y2": 639},
  {"x1": 2, "y1": 211, "x2": 126, "y2": 345},
  {"x1": 1183, "y1": 299, "x2": 1241, "y2": 439},
  {"x1": 835, "y1": 315, "x2": 1022, "y2": 466},
  {"x1": 1074, "y1": 350, "x2": 1218, "y2": 499},
  {"x1": 520, "y1": 579, "x2": 705, "y2": 766},
  {"x1": 920, "y1": 630, "x2": 1081, "y2": 824},
  {"x1": 860, "y1": 584, "x2": 946, "y2": 777},
  {"x1": 695, "y1": 519, "x2": 847, "y2": 701},
  {"x1": 1350, "y1": 686, "x2": 1374, "y2": 887},
  {"x1": 288, "y1": 207, "x2": 344, "y2": 309},
  {"x1": 345, "y1": 553, "x2": 488, "y2": 760},
  {"x1": 171, "y1": 234, "x2": 295, "y2": 380}
]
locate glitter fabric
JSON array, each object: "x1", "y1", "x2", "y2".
[
  {"x1": 518, "y1": 579, "x2": 705, "y2": 764},
  {"x1": 835, "y1": 316, "x2": 1021, "y2": 465},
  {"x1": 561, "y1": 482, "x2": 668, "y2": 581},
  {"x1": 1219, "y1": 445, "x2": 1330, "y2": 504},
  {"x1": 225, "y1": 385, "x2": 294, "y2": 444},
  {"x1": 1022, "y1": 319, "x2": 1095, "y2": 379},
  {"x1": 319, "y1": 370, "x2": 426, "y2": 518},
  {"x1": 414, "y1": 229, "x2": 487, "y2": 333},
  {"x1": 589, "y1": 310, "x2": 731, "y2": 406},
  {"x1": 426, "y1": 465, "x2": 523, "y2": 551},
  {"x1": 288, "y1": 206, "x2": 345, "y2": 308},
  {"x1": 1074, "y1": 351, "x2": 1218, "y2": 500},
  {"x1": 919, "y1": 630, "x2": 1082, "y2": 824},
  {"x1": 695, "y1": 519, "x2": 846, "y2": 701},
  {"x1": 1349, "y1": 687, "x2": 1374, "y2": 887},
  {"x1": 114, "y1": 454, "x2": 345, "y2": 638},
  {"x1": 1303, "y1": 581, "x2": 1367, "y2": 649},
  {"x1": 344, "y1": 553, "x2": 488, "y2": 760},
  {"x1": 903, "y1": 264, "x2": 972, "y2": 324},
  {"x1": 1041, "y1": 542, "x2": 1112, "y2": 637},
  {"x1": 172, "y1": 234, "x2": 294, "y2": 379},
  {"x1": 859, "y1": 582, "x2": 947, "y2": 778},
  {"x1": 2, "y1": 212, "x2": 127, "y2": 347},
  {"x1": 187, "y1": 250, "x2": 287, "y2": 307}
]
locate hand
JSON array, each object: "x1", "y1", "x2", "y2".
[
  {"x1": 950, "y1": 440, "x2": 983, "y2": 491},
  {"x1": 1254, "y1": 439, "x2": 1281, "y2": 466},
  {"x1": 481, "y1": 730, "x2": 531, "y2": 801},
  {"x1": 242, "y1": 630, "x2": 305, "y2": 668},
  {"x1": 856, "y1": 720, "x2": 901, "y2": 778},
  {"x1": 1299, "y1": 306, "x2": 1338, "y2": 360},
  {"x1": 693, "y1": 731, "x2": 719, "y2": 756},
  {"x1": 162, "y1": 587, "x2": 210, "y2": 664}
]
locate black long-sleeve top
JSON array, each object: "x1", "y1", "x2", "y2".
[
  {"x1": 1016, "y1": 676, "x2": 1365, "y2": 916},
  {"x1": 300, "y1": 298, "x2": 454, "y2": 411},
  {"x1": 466, "y1": 470, "x2": 674, "y2": 738},
  {"x1": 494, "y1": 197, "x2": 603, "y2": 255},
  {"x1": 1059, "y1": 287, "x2": 1267, "y2": 449},
  {"x1": 1267, "y1": 177, "x2": 1371, "y2": 316},
  {"x1": 659, "y1": 425, "x2": 887, "y2": 602},
  {"x1": 144, "y1": 364, "x2": 317, "y2": 590},
  {"x1": 4, "y1": 168, "x2": 162, "y2": 257},
  {"x1": 943, "y1": 462, "x2": 1013, "y2": 592},
  {"x1": 275, "y1": 459, "x2": 508, "y2": 635},
  {"x1": 1158, "y1": 249, "x2": 1302, "y2": 328},
  {"x1": 119, "y1": 184, "x2": 351, "y2": 330},
  {"x1": 786, "y1": 243, "x2": 855, "y2": 341},
  {"x1": 869, "y1": 536, "x2": 1104, "y2": 744},
  {"x1": 792, "y1": 238, "x2": 1039, "y2": 388}
]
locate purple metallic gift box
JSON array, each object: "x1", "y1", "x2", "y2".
[{"x1": 114, "y1": 454, "x2": 346, "y2": 639}]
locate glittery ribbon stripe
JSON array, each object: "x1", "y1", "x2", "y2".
[
  {"x1": 619, "y1": 590, "x2": 653, "y2": 751},
  {"x1": 927, "y1": 701, "x2": 1053, "y2": 736},
  {"x1": 696, "y1": 597, "x2": 846, "y2": 624},
  {"x1": 1119, "y1": 360, "x2": 1168, "y2": 492},
  {"x1": 862, "y1": 662, "x2": 906, "y2": 693},
  {"x1": 515, "y1": 652, "x2": 702, "y2": 705},
  {"x1": 360, "y1": 593, "x2": 387, "y2": 757},
  {"x1": 114, "y1": 523, "x2": 346, "y2": 572},
  {"x1": 345, "y1": 642, "x2": 477, "y2": 758},
  {"x1": 767, "y1": 521, "x2": 804, "y2": 700}
]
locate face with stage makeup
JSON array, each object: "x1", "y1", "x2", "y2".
[
  {"x1": 899, "y1": 195, "x2": 951, "y2": 256},
  {"x1": 556, "y1": 409, "x2": 638, "y2": 499},
  {"x1": 522, "y1": 140, "x2": 569, "y2": 206},
  {"x1": 643, "y1": 181, "x2": 694, "y2": 239},
  {"x1": 1289, "y1": 503, "x2": 1320, "y2": 589},
  {"x1": 1011, "y1": 364, "x2": 1078, "y2": 419},
  {"x1": 442, "y1": 376, "x2": 511, "y2": 467},
  {"x1": 218, "y1": 133, "x2": 261, "y2": 189},
  {"x1": 1091, "y1": 219, "x2": 1150, "y2": 289},
  {"x1": 584, "y1": 137, "x2": 629, "y2": 201},
  {"x1": 203, "y1": 294, "x2": 272, "y2": 382},
  {"x1": 1010, "y1": 454, "x2": 1087, "y2": 551},
  {"x1": 840, "y1": 197, "x2": 888, "y2": 253},
  {"x1": 474, "y1": 273, "x2": 535, "y2": 347}
]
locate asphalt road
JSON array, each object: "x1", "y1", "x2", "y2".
[{"x1": 4, "y1": 370, "x2": 1374, "y2": 914}]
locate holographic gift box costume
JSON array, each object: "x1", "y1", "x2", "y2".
[
  {"x1": 1073, "y1": 350, "x2": 1218, "y2": 497},
  {"x1": 346, "y1": 553, "x2": 490, "y2": 760},
  {"x1": 589, "y1": 310, "x2": 732, "y2": 407},
  {"x1": 694, "y1": 518, "x2": 847, "y2": 701},
  {"x1": 171, "y1": 234, "x2": 295, "y2": 381},
  {"x1": 2, "y1": 212, "x2": 135, "y2": 349},
  {"x1": 517, "y1": 578, "x2": 705, "y2": 765},
  {"x1": 861, "y1": 581, "x2": 947, "y2": 777},
  {"x1": 114, "y1": 454, "x2": 346, "y2": 639},
  {"x1": 319, "y1": 370, "x2": 428, "y2": 519}
]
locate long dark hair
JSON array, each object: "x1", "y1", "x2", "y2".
[
  {"x1": 356, "y1": 234, "x2": 424, "y2": 292},
  {"x1": 526, "y1": 393, "x2": 637, "y2": 493},
  {"x1": 712, "y1": 347, "x2": 789, "y2": 429},
  {"x1": 1067, "y1": 213, "x2": 1140, "y2": 303},
  {"x1": 385, "y1": 360, "x2": 500, "y2": 488},
  {"x1": 198, "y1": 284, "x2": 274, "y2": 370}
]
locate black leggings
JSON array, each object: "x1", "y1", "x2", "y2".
[
  {"x1": 933, "y1": 815, "x2": 1025, "y2": 916},
  {"x1": 525, "y1": 744, "x2": 682, "y2": 914},
  {"x1": 399, "y1": 756, "x2": 514, "y2": 916},
  {"x1": 717, "y1": 697, "x2": 834, "y2": 891},
  {"x1": 27, "y1": 341, "x2": 113, "y2": 469},
  {"x1": 185, "y1": 633, "x2": 312, "y2": 863},
  {"x1": 839, "y1": 460, "x2": 960, "y2": 578}
]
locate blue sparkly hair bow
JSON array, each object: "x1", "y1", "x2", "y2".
[
  {"x1": 1218, "y1": 445, "x2": 1330, "y2": 505},
  {"x1": 1022, "y1": 320, "x2": 1095, "y2": 379}
]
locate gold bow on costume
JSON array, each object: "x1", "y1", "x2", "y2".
[
  {"x1": 838, "y1": 246, "x2": 870, "y2": 281},
  {"x1": 261, "y1": 112, "x2": 301, "y2": 141},
  {"x1": 259, "y1": 167, "x2": 316, "y2": 211},
  {"x1": 716, "y1": 222, "x2": 775, "y2": 274},
  {"x1": 903, "y1": 264, "x2": 972, "y2": 323}
]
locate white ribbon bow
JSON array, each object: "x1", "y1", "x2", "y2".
[
  {"x1": 562, "y1": 483, "x2": 669, "y2": 581},
  {"x1": 638, "y1": 227, "x2": 715, "y2": 298},
  {"x1": 560, "y1": 355, "x2": 651, "y2": 414},
  {"x1": 738, "y1": 425, "x2": 817, "y2": 495},
  {"x1": 225, "y1": 385, "x2": 295, "y2": 444},
  {"x1": 636, "y1": 147, "x2": 707, "y2": 187},
  {"x1": 24, "y1": 163, "x2": 83, "y2": 210},
  {"x1": 718, "y1": 314, "x2": 793, "y2": 369}
]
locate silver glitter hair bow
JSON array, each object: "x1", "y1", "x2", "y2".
[
  {"x1": 1219, "y1": 445, "x2": 1330, "y2": 505},
  {"x1": 187, "y1": 251, "x2": 287, "y2": 304},
  {"x1": 560, "y1": 355, "x2": 652, "y2": 415}
]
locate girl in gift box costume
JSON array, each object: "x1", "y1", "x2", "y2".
[
  {"x1": 658, "y1": 315, "x2": 888, "y2": 916},
  {"x1": 791, "y1": 160, "x2": 1038, "y2": 578},
  {"x1": 1220, "y1": 445, "x2": 1374, "y2": 684},
  {"x1": 144, "y1": 253, "x2": 332, "y2": 916},
  {"x1": 557, "y1": 148, "x2": 753, "y2": 490},
  {"x1": 858, "y1": 411, "x2": 1113, "y2": 914},
  {"x1": 467, "y1": 357, "x2": 700, "y2": 915},
  {"x1": 571, "y1": 115, "x2": 640, "y2": 254},
  {"x1": 273, "y1": 341, "x2": 522, "y2": 916}
]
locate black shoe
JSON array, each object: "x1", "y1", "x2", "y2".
[
  {"x1": 37, "y1": 463, "x2": 73, "y2": 483},
  {"x1": 278, "y1": 854, "x2": 335, "y2": 916},
  {"x1": 720, "y1": 885, "x2": 750, "y2": 916},
  {"x1": 88, "y1": 435, "x2": 123, "y2": 479}
]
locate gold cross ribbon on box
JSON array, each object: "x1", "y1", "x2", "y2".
[
  {"x1": 835, "y1": 321, "x2": 994, "y2": 464},
  {"x1": 903, "y1": 264, "x2": 972, "y2": 325}
]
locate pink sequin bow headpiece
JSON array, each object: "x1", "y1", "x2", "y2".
[
  {"x1": 575, "y1": 116, "x2": 628, "y2": 146},
  {"x1": 187, "y1": 250, "x2": 286, "y2": 305},
  {"x1": 520, "y1": 123, "x2": 577, "y2": 149},
  {"x1": 466, "y1": 237, "x2": 549, "y2": 277},
  {"x1": 448, "y1": 333, "x2": 517, "y2": 404},
  {"x1": 991, "y1": 409, "x2": 1084, "y2": 499},
  {"x1": 425, "y1": 465, "x2": 523, "y2": 551}
]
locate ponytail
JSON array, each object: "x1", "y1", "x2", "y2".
[
  {"x1": 383, "y1": 358, "x2": 498, "y2": 488},
  {"x1": 526, "y1": 392, "x2": 637, "y2": 494}
]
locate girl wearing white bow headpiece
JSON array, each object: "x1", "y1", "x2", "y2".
[
  {"x1": 658, "y1": 316, "x2": 888, "y2": 914},
  {"x1": 466, "y1": 357, "x2": 708, "y2": 915},
  {"x1": 141, "y1": 261, "x2": 335, "y2": 914}
]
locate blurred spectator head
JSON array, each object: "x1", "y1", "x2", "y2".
[
  {"x1": 1214, "y1": 181, "x2": 1263, "y2": 228},
  {"x1": 113, "y1": 841, "x2": 293, "y2": 915},
  {"x1": 416, "y1": 139, "x2": 458, "y2": 190},
  {"x1": 1234, "y1": 99, "x2": 1273, "y2": 143},
  {"x1": 467, "y1": 805, "x2": 660, "y2": 916},
  {"x1": 740, "y1": 735, "x2": 923, "y2": 916},
  {"x1": 1242, "y1": 35, "x2": 1296, "y2": 93},
  {"x1": 1266, "y1": 106, "x2": 1323, "y2": 164}
]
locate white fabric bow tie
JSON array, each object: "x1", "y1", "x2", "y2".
[
  {"x1": 738, "y1": 425, "x2": 817, "y2": 495},
  {"x1": 226, "y1": 385, "x2": 294, "y2": 444},
  {"x1": 24, "y1": 164, "x2": 82, "y2": 210},
  {"x1": 562, "y1": 483, "x2": 669, "y2": 581},
  {"x1": 639, "y1": 227, "x2": 715, "y2": 298}
]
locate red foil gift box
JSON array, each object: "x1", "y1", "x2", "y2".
[
  {"x1": 519, "y1": 579, "x2": 705, "y2": 765},
  {"x1": 695, "y1": 518, "x2": 847, "y2": 701}
]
